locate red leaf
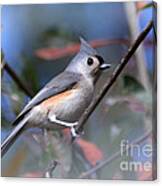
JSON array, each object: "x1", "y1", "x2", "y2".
[
  {"x1": 35, "y1": 45, "x2": 80, "y2": 60},
  {"x1": 136, "y1": 2, "x2": 148, "y2": 11},
  {"x1": 22, "y1": 171, "x2": 43, "y2": 178},
  {"x1": 137, "y1": 165, "x2": 153, "y2": 181},
  {"x1": 76, "y1": 138, "x2": 103, "y2": 166},
  {"x1": 62, "y1": 129, "x2": 103, "y2": 166},
  {"x1": 35, "y1": 39, "x2": 129, "y2": 60}
]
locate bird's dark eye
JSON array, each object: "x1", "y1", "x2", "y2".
[{"x1": 87, "y1": 57, "x2": 94, "y2": 66}]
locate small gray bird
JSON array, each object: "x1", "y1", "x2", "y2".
[{"x1": 1, "y1": 38, "x2": 111, "y2": 157}]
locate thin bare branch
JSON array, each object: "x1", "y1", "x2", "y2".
[
  {"x1": 44, "y1": 160, "x2": 59, "y2": 178},
  {"x1": 75, "y1": 20, "x2": 153, "y2": 135},
  {"x1": 79, "y1": 130, "x2": 152, "y2": 179},
  {"x1": 2, "y1": 61, "x2": 34, "y2": 98}
]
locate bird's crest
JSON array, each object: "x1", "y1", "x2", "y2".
[{"x1": 79, "y1": 37, "x2": 97, "y2": 56}]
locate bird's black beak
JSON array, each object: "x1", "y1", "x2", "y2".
[
  {"x1": 99, "y1": 63, "x2": 111, "y2": 70},
  {"x1": 95, "y1": 55, "x2": 111, "y2": 71}
]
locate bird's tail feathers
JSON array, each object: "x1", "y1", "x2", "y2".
[{"x1": 1, "y1": 114, "x2": 30, "y2": 157}]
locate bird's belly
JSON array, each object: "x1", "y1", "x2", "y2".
[
  {"x1": 27, "y1": 106, "x2": 48, "y2": 127},
  {"x1": 49, "y1": 89, "x2": 93, "y2": 122},
  {"x1": 28, "y1": 89, "x2": 93, "y2": 127}
]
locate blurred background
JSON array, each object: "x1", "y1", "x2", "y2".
[{"x1": 1, "y1": 1, "x2": 156, "y2": 180}]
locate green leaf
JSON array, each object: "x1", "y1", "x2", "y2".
[
  {"x1": 21, "y1": 55, "x2": 39, "y2": 93},
  {"x1": 122, "y1": 75, "x2": 144, "y2": 94}
]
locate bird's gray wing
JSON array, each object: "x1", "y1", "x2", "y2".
[{"x1": 13, "y1": 71, "x2": 81, "y2": 126}]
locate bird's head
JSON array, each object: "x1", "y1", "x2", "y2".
[{"x1": 66, "y1": 37, "x2": 111, "y2": 80}]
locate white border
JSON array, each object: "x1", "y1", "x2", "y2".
[
  {"x1": 1, "y1": 0, "x2": 161, "y2": 185},
  {"x1": 0, "y1": 0, "x2": 158, "y2": 4}
]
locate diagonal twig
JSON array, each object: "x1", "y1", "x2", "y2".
[
  {"x1": 44, "y1": 160, "x2": 59, "y2": 178},
  {"x1": 79, "y1": 130, "x2": 152, "y2": 178},
  {"x1": 75, "y1": 20, "x2": 153, "y2": 135},
  {"x1": 2, "y1": 61, "x2": 34, "y2": 98}
]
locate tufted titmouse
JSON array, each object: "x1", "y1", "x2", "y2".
[{"x1": 1, "y1": 38, "x2": 111, "y2": 157}]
